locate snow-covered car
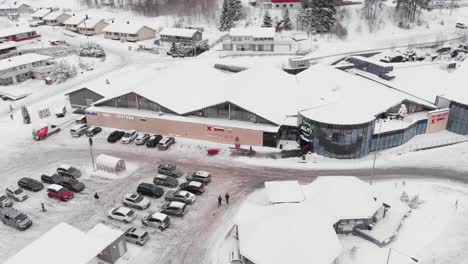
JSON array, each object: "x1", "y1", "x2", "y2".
[
  {"x1": 135, "y1": 133, "x2": 150, "y2": 145},
  {"x1": 186, "y1": 171, "x2": 211, "y2": 184},
  {"x1": 47, "y1": 184, "x2": 74, "y2": 202},
  {"x1": 141, "y1": 212, "x2": 170, "y2": 230},
  {"x1": 179, "y1": 181, "x2": 205, "y2": 195},
  {"x1": 122, "y1": 193, "x2": 150, "y2": 210},
  {"x1": 124, "y1": 227, "x2": 149, "y2": 246},
  {"x1": 164, "y1": 190, "x2": 196, "y2": 205},
  {"x1": 160, "y1": 201, "x2": 187, "y2": 217},
  {"x1": 153, "y1": 174, "x2": 178, "y2": 188},
  {"x1": 157, "y1": 136, "x2": 175, "y2": 150},
  {"x1": 57, "y1": 164, "x2": 81, "y2": 179},
  {"x1": 157, "y1": 164, "x2": 185, "y2": 178},
  {"x1": 0, "y1": 194, "x2": 13, "y2": 208},
  {"x1": 70, "y1": 124, "x2": 88, "y2": 138},
  {"x1": 107, "y1": 207, "x2": 136, "y2": 223},
  {"x1": 456, "y1": 22, "x2": 467, "y2": 29},
  {"x1": 121, "y1": 130, "x2": 138, "y2": 144},
  {"x1": 5, "y1": 186, "x2": 28, "y2": 202}
]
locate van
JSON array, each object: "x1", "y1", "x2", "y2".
[
  {"x1": 0, "y1": 207, "x2": 32, "y2": 230},
  {"x1": 70, "y1": 124, "x2": 88, "y2": 138}
]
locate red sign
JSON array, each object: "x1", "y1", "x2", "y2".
[
  {"x1": 36, "y1": 126, "x2": 49, "y2": 139},
  {"x1": 430, "y1": 112, "x2": 449, "y2": 124}
]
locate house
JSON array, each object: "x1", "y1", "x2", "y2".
[
  {"x1": 0, "y1": 2, "x2": 33, "y2": 17},
  {"x1": 103, "y1": 22, "x2": 156, "y2": 42},
  {"x1": 257, "y1": 0, "x2": 304, "y2": 9},
  {"x1": 0, "y1": 42, "x2": 17, "y2": 57},
  {"x1": 223, "y1": 27, "x2": 292, "y2": 52},
  {"x1": 31, "y1": 8, "x2": 52, "y2": 20},
  {"x1": 157, "y1": 27, "x2": 203, "y2": 47},
  {"x1": 77, "y1": 18, "x2": 109, "y2": 36},
  {"x1": 4, "y1": 222, "x2": 127, "y2": 264},
  {"x1": 0, "y1": 27, "x2": 40, "y2": 42},
  {"x1": 42, "y1": 11, "x2": 71, "y2": 26},
  {"x1": 63, "y1": 14, "x2": 86, "y2": 32},
  {"x1": 0, "y1": 53, "x2": 54, "y2": 85}
]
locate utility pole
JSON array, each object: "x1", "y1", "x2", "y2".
[
  {"x1": 386, "y1": 248, "x2": 419, "y2": 264},
  {"x1": 370, "y1": 118, "x2": 383, "y2": 185},
  {"x1": 88, "y1": 137, "x2": 95, "y2": 170}
]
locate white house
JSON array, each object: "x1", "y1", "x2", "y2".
[
  {"x1": 223, "y1": 27, "x2": 292, "y2": 53},
  {"x1": 31, "y1": 8, "x2": 52, "y2": 20},
  {"x1": 63, "y1": 14, "x2": 87, "y2": 32},
  {"x1": 158, "y1": 27, "x2": 203, "y2": 48},
  {"x1": 103, "y1": 22, "x2": 156, "y2": 42},
  {"x1": 257, "y1": 0, "x2": 304, "y2": 9},
  {"x1": 42, "y1": 10, "x2": 71, "y2": 26},
  {"x1": 0, "y1": 53, "x2": 54, "y2": 85},
  {"x1": 0, "y1": 2, "x2": 33, "y2": 16},
  {"x1": 77, "y1": 18, "x2": 109, "y2": 36}
]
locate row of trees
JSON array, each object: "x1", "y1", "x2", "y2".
[
  {"x1": 219, "y1": 0, "x2": 243, "y2": 31},
  {"x1": 261, "y1": 9, "x2": 293, "y2": 30},
  {"x1": 394, "y1": 0, "x2": 432, "y2": 22}
]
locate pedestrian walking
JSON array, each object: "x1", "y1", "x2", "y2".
[
  {"x1": 217, "y1": 195, "x2": 222, "y2": 208},
  {"x1": 41, "y1": 203, "x2": 46, "y2": 212},
  {"x1": 94, "y1": 192, "x2": 100, "y2": 201},
  {"x1": 225, "y1": 193, "x2": 230, "y2": 205},
  {"x1": 9, "y1": 113, "x2": 13, "y2": 120},
  {"x1": 9, "y1": 104, "x2": 13, "y2": 112},
  {"x1": 455, "y1": 199, "x2": 459, "y2": 210}
]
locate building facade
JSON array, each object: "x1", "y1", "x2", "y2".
[
  {"x1": 0, "y1": 3, "x2": 33, "y2": 16},
  {"x1": 77, "y1": 19, "x2": 109, "y2": 36},
  {"x1": 158, "y1": 28, "x2": 203, "y2": 48},
  {"x1": 257, "y1": 0, "x2": 303, "y2": 9},
  {"x1": 104, "y1": 24, "x2": 156, "y2": 42},
  {"x1": 223, "y1": 27, "x2": 292, "y2": 53},
  {"x1": 63, "y1": 15, "x2": 86, "y2": 32},
  {"x1": 0, "y1": 28, "x2": 40, "y2": 42},
  {"x1": 446, "y1": 100, "x2": 468, "y2": 135},
  {"x1": 0, "y1": 54, "x2": 54, "y2": 85}
]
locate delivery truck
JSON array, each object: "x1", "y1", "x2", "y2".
[{"x1": 32, "y1": 124, "x2": 61, "y2": 140}]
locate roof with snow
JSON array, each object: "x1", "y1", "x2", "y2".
[
  {"x1": 77, "y1": 18, "x2": 107, "y2": 28},
  {"x1": 264, "y1": 181, "x2": 305, "y2": 204},
  {"x1": 0, "y1": 53, "x2": 52, "y2": 71},
  {"x1": 0, "y1": 26, "x2": 36, "y2": 38},
  {"x1": 0, "y1": 41, "x2": 16, "y2": 50},
  {"x1": 104, "y1": 22, "x2": 155, "y2": 34},
  {"x1": 42, "y1": 11, "x2": 70, "y2": 21},
  {"x1": 96, "y1": 154, "x2": 124, "y2": 168},
  {"x1": 63, "y1": 15, "x2": 86, "y2": 25},
  {"x1": 31, "y1": 8, "x2": 51, "y2": 18},
  {"x1": 4, "y1": 222, "x2": 124, "y2": 264},
  {"x1": 159, "y1": 27, "x2": 200, "y2": 38},
  {"x1": 230, "y1": 27, "x2": 275, "y2": 38}
]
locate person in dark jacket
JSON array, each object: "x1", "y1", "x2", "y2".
[
  {"x1": 218, "y1": 195, "x2": 222, "y2": 208},
  {"x1": 225, "y1": 193, "x2": 230, "y2": 204}
]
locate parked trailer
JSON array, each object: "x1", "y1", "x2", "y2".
[{"x1": 32, "y1": 124, "x2": 60, "y2": 140}]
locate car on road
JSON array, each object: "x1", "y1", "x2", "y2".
[
  {"x1": 158, "y1": 137, "x2": 175, "y2": 150},
  {"x1": 135, "y1": 133, "x2": 150, "y2": 145},
  {"x1": 164, "y1": 190, "x2": 196, "y2": 205},
  {"x1": 146, "y1": 135, "x2": 163, "y2": 148},
  {"x1": 179, "y1": 181, "x2": 205, "y2": 195},
  {"x1": 141, "y1": 212, "x2": 170, "y2": 230},
  {"x1": 70, "y1": 124, "x2": 88, "y2": 138},
  {"x1": 59, "y1": 178, "x2": 85, "y2": 193},
  {"x1": 124, "y1": 227, "x2": 149, "y2": 246},
  {"x1": 161, "y1": 201, "x2": 187, "y2": 217},
  {"x1": 186, "y1": 171, "x2": 211, "y2": 184},
  {"x1": 107, "y1": 130, "x2": 125, "y2": 143},
  {"x1": 0, "y1": 194, "x2": 13, "y2": 208},
  {"x1": 136, "y1": 183, "x2": 164, "y2": 198},
  {"x1": 157, "y1": 164, "x2": 185, "y2": 178},
  {"x1": 47, "y1": 184, "x2": 74, "y2": 201},
  {"x1": 5, "y1": 186, "x2": 28, "y2": 202},
  {"x1": 122, "y1": 193, "x2": 150, "y2": 210},
  {"x1": 41, "y1": 173, "x2": 62, "y2": 184},
  {"x1": 86, "y1": 126, "x2": 102, "y2": 137},
  {"x1": 0, "y1": 207, "x2": 32, "y2": 230},
  {"x1": 153, "y1": 174, "x2": 178, "y2": 188},
  {"x1": 108, "y1": 207, "x2": 136, "y2": 223},
  {"x1": 456, "y1": 22, "x2": 467, "y2": 29},
  {"x1": 121, "y1": 130, "x2": 138, "y2": 144},
  {"x1": 57, "y1": 165, "x2": 81, "y2": 179},
  {"x1": 17, "y1": 177, "x2": 44, "y2": 192}
]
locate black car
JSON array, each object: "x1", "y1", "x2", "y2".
[
  {"x1": 17, "y1": 177, "x2": 44, "y2": 192},
  {"x1": 146, "y1": 135, "x2": 163, "y2": 148},
  {"x1": 179, "y1": 181, "x2": 205, "y2": 195},
  {"x1": 41, "y1": 173, "x2": 62, "y2": 184},
  {"x1": 107, "y1": 130, "x2": 125, "y2": 143},
  {"x1": 57, "y1": 165, "x2": 81, "y2": 179},
  {"x1": 157, "y1": 164, "x2": 185, "y2": 178},
  {"x1": 137, "y1": 183, "x2": 164, "y2": 198},
  {"x1": 59, "y1": 178, "x2": 85, "y2": 193},
  {"x1": 86, "y1": 126, "x2": 102, "y2": 137},
  {"x1": 153, "y1": 175, "x2": 178, "y2": 188}
]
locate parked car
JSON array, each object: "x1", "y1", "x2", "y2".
[
  {"x1": 29, "y1": 20, "x2": 45, "y2": 27},
  {"x1": 158, "y1": 137, "x2": 175, "y2": 150},
  {"x1": 41, "y1": 173, "x2": 62, "y2": 184},
  {"x1": 179, "y1": 181, "x2": 205, "y2": 195},
  {"x1": 17, "y1": 177, "x2": 44, "y2": 192},
  {"x1": 136, "y1": 183, "x2": 164, "y2": 198},
  {"x1": 146, "y1": 135, "x2": 163, "y2": 148},
  {"x1": 135, "y1": 133, "x2": 150, "y2": 145},
  {"x1": 108, "y1": 207, "x2": 136, "y2": 223},
  {"x1": 124, "y1": 227, "x2": 149, "y2": 246},
  {"x1": 47, "y1": 184, "x2": 74, "y2": 201},
  {"x1": 86, "y1": 126, "x2": 102, "y2": 137},
  {"x1": 0, "y1": 194, "x2": 13, "y2": 208},
  {"x1": 57, "y1": 165, "x2": 81, "y2": 179},
  {"x1": 122, "y1": 193, "x2": 150, "y2": 210},
  {"x1": 153, "y1": 174, "x2": 178, "y2": 188},
  {"x1": 5, "y1": 186, "x2": 28, "y2": 202},
  {"x1": 107, "y1": 130, "x2": 125, "y2": 143},
  {"x1": 456, "y1": 22, "x2": 467, "y2": 29},
  {"x1": 58, "y1": 178, "x2": 85, "y2": 193},
  {"x1": 121, "y1": 130, "x2": 138, "y2": 144},
  {"x1": 157, "y1": 164, "x2": 185, "y2": 178},
  {"x1": 187, "y1": 171, "x2": 211, "y2": 184},
  {"x1": 0, "y1": 207, "x2": 32, "y2": 230},
  {"x1": 141, "y1": 212, "x2": 170, "y2": 230},
  {"x1": 161, "y1": 201, "x2": 187, "y2": 217},
  {"x1": 70, "y1": 124, "x2": 88, "y2": 138},
  {"x1": 164, "y1": 190, "x2": 196, "y2": 205}
]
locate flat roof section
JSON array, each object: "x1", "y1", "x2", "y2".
[{"x1": 264, "y1": 181, "x2": 305, "y2": 204}]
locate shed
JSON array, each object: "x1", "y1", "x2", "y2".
[{"x1": 96, "y1": 154, "x2": 126, "y2": 173}]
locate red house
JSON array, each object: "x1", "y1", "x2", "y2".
[{"x1": 0, "y1": 27, "x2": 40, "y2": 42}]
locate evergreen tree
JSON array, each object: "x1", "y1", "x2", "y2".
[
  {"x1": 300, "y1": 0, "x2": 336, "y2": 33},
  {"x1": 229, "y1": 0, "x2": 244, "y2": 22},
  {"x1": 21, "y1": 106, "x2": 30, "y2": 124},
  {"x1": 262, "y1": 11, "x2": 273, "y2": 27},
  {"x1": 283, "y1": 9, "x2": 293, "y2": 30},
  {"x1": 219, "y1": 0, "x2": 234, "y2": 31}
]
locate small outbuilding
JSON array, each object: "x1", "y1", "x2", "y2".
[{"x1": 96, "y1": 154, "x2": 126, "y2": 173}]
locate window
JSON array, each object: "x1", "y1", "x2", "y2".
[{"x1": 276, "y1": 4, "x2": 279, "y2": 7}]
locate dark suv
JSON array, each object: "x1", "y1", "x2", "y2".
[
  {"x1": 137, "y1": 183, "x2": 164, "y2": 198},
  {"x1": 107, "y1": 130, "x2": 125, "y2": 143},
  {"x1": 41, "y1": 173, "x2": 62, "y2": 184},
  {"x1": 57, "y1": 165, "x2": 81, "y2": 179},
  {"x1": 153, "y1": 174, "x2": 178, "y2": 188},
  {"x1": 17, "y1": 177, "x2": 44, "y2": 192},
  {"x1": 146, "y1": 135, "x2": 163, "y2": 148},
  {"x1": 59, "y1": 178, "x2": 85, "y2": 193}
]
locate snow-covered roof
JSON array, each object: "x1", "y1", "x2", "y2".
[
  {"x1": 63, "y1": 15, "x2": 86, "y2": 25},
  {"x1": 236, "y1": 203, "x2": 342, "y2": 264},
  {"x1": 86, "y1": 223, "x2": 124, "y2": 243},
  {"x1": 115, "y1": 207, "x2": 132, "y2": 214},
  {"x1": 0, "y1": 41, "x2": 16, "y2": 50},
  {"x1": 77, "y1": 18, "x2": 106, "y2": 29},
  {"x1": 188, "y1": 181, "x2": 202, "y2": 187},
  {"x1": 302, "y1": 176, "x2": 382, "y2": 221},
  {"x1": 0, "y1": 53, "x2": 51, "y2": 71},
  {"x1": 170, "y1": 201, "x2": 186, "y2": 209},
  {"x1": 58, "y1": 164, "x2": 71, "y2": 170},
  {"x1": 230, "y1": 27, "x2": 275, "y2": 38},
  {"x1": 42, "y1": 11, "x2": 70, "y2": 21},
  {"x1": 159, "y1": 27, "x2": 200, "y2": 38},
  {"x1": 31, "y1": 8, "x2": 51, "y2": 18},
  {"x1": 104, "y1": 22, "x2": 155, "y2": 34},
  {"x1": 151, "y1": 212, "x2": 168, "y2": 221},
  {"x1": 0, "y1": 2, "x2": 31, "y2": 9},
  {"x1": 47, "y1": 184, "x2": 63, "y2": 192},
  {"x1": 96, "y1": 154, "x2": 123, "y2": 168},
  {"x1": 264, "y1": 181, "x2": 305, "y2": 204},
  {"x1": 0, "y1": 26, "x2": 36, "y2": 38}
]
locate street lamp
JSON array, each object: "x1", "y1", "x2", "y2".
[
  {"x1": 370, "y1": 118, "x2": 383, "y2": 185},
  {"x1": 88, "y1": 137, "x2": 95, "y2": 170},
  {"x1": 386, "y1": 248, "x2": 419, "y2": 264}
]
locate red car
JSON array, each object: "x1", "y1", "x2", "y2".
[{"x1": 47, "y1": 184, "x2": 74, "y2": 201}]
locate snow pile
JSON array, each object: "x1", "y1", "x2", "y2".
[{"x1": 79, "y1": 42, "x2": 106, "y2": 58}]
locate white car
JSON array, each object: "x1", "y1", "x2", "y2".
[
  {"x1": 456, "y1": 22, "x2": 467, "y2": 29},
  {"x1": 121, "y1": 130, "x2": 138, "y2": 144},
  {"x1": 108, "y1": 207, "x2": 136, "y2": 223},
  {"x1": 122, "y1": 193, "x2": 150, "y2": 210},
  {"x1": 5, "y1": 186, "x2": 28, "y2": 202}
]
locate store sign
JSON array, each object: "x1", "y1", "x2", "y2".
[
  {"x1": 85, "y1": 111, "x2": 97, "y2": 116},
  {"x1": 300, "y1": 122, "x2": 312, "y2": 137},
  {"x1": 206, "y1": 125, "x2": 235, "y2": 142},
  {"x1": 116, "y1": 114, "x2": 134, "y2": 120},
  {"x1": 37, "y1": 108, "x2": 51, "y2": 119},
  {"x1": 430, "y1": 111, "x2": 449, "y2": 124}
]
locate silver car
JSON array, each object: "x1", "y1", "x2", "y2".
[
  {"x1": 0, "y1": 194, "x2": 12, "y2": 208},
  {"x1": 124, "y1": 227, "x2": 149, "y2": 246},
  {"x1": 0, "y1": 207, "x2": 32, "y2": 230},
  {"x1": 5, "y1": 186, "x2": 28, "y2": 202},
  {"x1": 141, "y1": 212, "x2": 170, "y2": 231}
]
